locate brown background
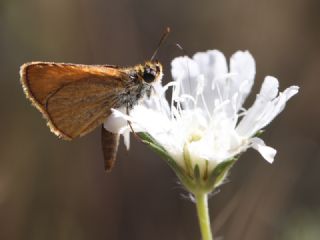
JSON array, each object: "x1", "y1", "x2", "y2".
[{"x1": 0, "y1": 0, "x2": 319, "y2": 239}]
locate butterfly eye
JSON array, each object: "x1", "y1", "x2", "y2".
[{"x1": 143, "y1": 68, "x2": 156, "y2": 83}]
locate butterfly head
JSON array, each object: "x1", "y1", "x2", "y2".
[{"x1": 139, "y1": 61, "x2": 163, "y2": 84}]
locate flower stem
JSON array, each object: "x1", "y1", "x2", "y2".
[{"x1": 195, "y1": 193, "x2": 213, "y2": 240}]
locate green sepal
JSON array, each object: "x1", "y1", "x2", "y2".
[
  {"x1": 206, "y1": 158, "x2": 236, "y2": 191},
  {"x1": 254, "y1": 130, "x2": 264, "y2": 138}
]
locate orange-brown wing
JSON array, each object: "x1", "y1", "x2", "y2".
[{"x1": 20, "y1": 62, "x2": 127, "y2": 140}]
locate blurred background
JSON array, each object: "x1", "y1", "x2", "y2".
[{"x1": 0, "y1": 0, "x2": 319, "y2": 239}]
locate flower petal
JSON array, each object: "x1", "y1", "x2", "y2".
[
  {"x1": 123, "y1": 131, "x2": 130, "y2": 150},
  {"x1": 251, "y1": 137, "x2": 277, "y2": 163},
  {"x1": 259, "y1": 75, "x2": 279, "y2": 99},
  {"x1": 171, "y1": 50, "x2": 230, "y2": 113},
  {"x1": 229, "y1": 51, "x2": 256, "y2": 111},
  {"x1": 193, "y1": 50, "x2": 228, "y2": 109},
  {"x1": 236, "y1": 76, "x2": 299, "y2": 137},
  {"x1": 103, "y1": 108, "x2": 128, "y2": 133},
  {"x1": 171, "y1": 56, "x2": 200, "y2": 99},
  {"x1": 193, "y1": 50, "x2": 228, "y2": 84}
]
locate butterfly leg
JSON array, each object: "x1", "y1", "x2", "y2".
[{"x1": 126, "y1": 102, "x2": 142, "y2": 142}]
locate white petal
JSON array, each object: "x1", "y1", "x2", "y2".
[
  {"x1": 130, "y1": 105, "x2": 173, "y2": 134},
  {"x1": 103, "y1": 108, "x2": 132, "y2": 150},
  {"x1": 193, "y1": 50, "x2": 228, "y2": 109},
  {"x1": 123, "y1": 131, "x2": 130, "y2": 150},
  {"x1": 259, "y1": 76, "x2": 279, "y2": 100},
  {"x1": 193, "y1": 50, "x2": 228, "y2": 82},
  {"x1": 171, "y1": 56, "x2": 200, "y2": 99},
  {"x1": 251, "y1": 137, "x2": 277, "y2": 163},
  {"x1": 229, "y1": 51, "x2": 256, "y2": 110},
  {"x1": 236, "y1": 76, "x2": 298, "y2": 137},
  {"x1": 103, "y1": 108, "x2": 128, "y2": 133},
  {"x1": 196, "y1": 75, "x2": 205, "y2": 96},
  {"x1": 272, "y1": 85, "x2": 299, "y2": 114},
  {"x1": 255, "y1": 85, "x2": 299, "y2": 130}
]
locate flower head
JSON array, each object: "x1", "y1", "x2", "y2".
[{"x1": 105, "y1": 50, "x2": 299, "y2": 193}]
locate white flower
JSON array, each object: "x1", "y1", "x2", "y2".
[{"x1": 105, "y1": 50, "x2": 299, "y2": 179}]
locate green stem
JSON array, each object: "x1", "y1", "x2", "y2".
[{"x1": 195, "y1": 193, "x2": 213, "y2": 240}]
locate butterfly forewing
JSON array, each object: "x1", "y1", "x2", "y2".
[{"x1": 20, "y1": 62, "x2": 127, "y2": 140}]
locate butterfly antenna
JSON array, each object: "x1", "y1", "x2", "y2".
[{"x1": 150, "y1": 27, "x2": 171, "y2": 61}]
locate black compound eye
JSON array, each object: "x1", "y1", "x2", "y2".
[{"x1": 143, "y1": 68, "x2": 156, "y2": 83}]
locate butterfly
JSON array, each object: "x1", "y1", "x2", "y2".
[{"x1": 20, "y1": 28, "x2": 169, "y2": 171}]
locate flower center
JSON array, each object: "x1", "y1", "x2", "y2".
[{"x1": 188, "y1": 129, "x2": 203, "y2": 142}]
